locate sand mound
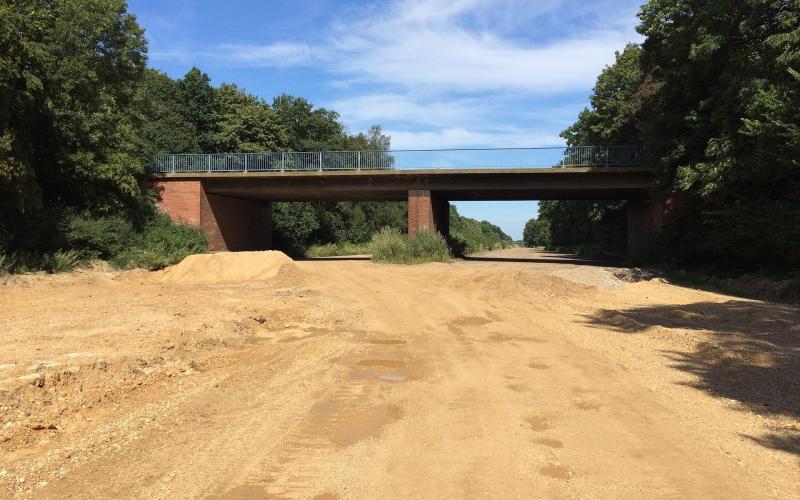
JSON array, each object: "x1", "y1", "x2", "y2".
[{"x1": 160, "y1": 251, "x2": 294, "y2": 283}]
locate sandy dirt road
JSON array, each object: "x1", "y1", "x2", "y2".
[{"x1": 0, "y1": 248, "x2": 798, "y2": 498}]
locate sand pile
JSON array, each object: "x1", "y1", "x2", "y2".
[{"x1": 160, "y1": 251, "x2": 294, "y2": 283}]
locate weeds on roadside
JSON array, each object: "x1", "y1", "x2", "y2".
[
  {"x1": 0, "y1": 249, "x2": 82, "y2": 274},
  {"x1": 305, "y1": 241, "x2": 370, "y2": 257},
  {"x1": 369, "y1": 227, "x2": 450, "y2": 264},
  {"x1": 0, "y1": 213, "x2": 207, "y2": 275}
]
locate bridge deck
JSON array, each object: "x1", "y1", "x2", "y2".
[{"x1": 154, "y1": 167, "x2": 657, "y2": 202}]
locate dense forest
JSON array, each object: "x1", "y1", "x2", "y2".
[
  {"x1": 0, "y1": 0, "x2": 509, "y2": 271},
  {"x1": 528, "y1": 1, "x2": 800, "y2": 274}
]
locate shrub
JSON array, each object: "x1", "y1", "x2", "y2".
[
  {"x1": 369, "y1": 227, "x2": 450, "y2": 264},
  {"x1": 523, "y1": 218, "x2": 551, "y2": 248},
  {"x1": 44, "y1": 250, "x2": 83, "y2": 273},
  {"x1": 406, "y1": 228, "x2": 450, "y2": 263},
  {"x1": 111, "y1": 214, "x2": 207, "y2": 270},
  {"x1": 0, "y1": 249, "x2": 83, "y2": 274},
  {"x1": 63, "y1": 213, "x2": 135, "y2": 259},
  {"x1": 305, "y1": 241, "x2": 369, "y2": 257}
]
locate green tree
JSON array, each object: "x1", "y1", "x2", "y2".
[
  {"x1": 523, "y1": 218, "x2": 551, "y2": 247},
  {"x1": 449, "y1": 206, "x2": 513, "y2": 254},
  {"x1": 139, "y1": 69, "x2": 199, "y2": 156},
  {"x1": 543, "y1": 1, "x2": 800, "y2": 272},
  {"x1": 213, "y1": 83, "x2": 287, "y2": 152},
  {"x1": 272, "y1": 95, "x2": 349, "y2": 151},
  {"x1": 539, "y1": 45, "x2": 643, "y2": 254},
  {"x1": 0, "y1": 0, "x2": 149, "y2": 249},
  {"x1": 179, "y1": 67, "x2": 218, "y2": 152}
]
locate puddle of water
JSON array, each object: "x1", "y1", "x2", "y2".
[
  {"x1": 528, "y1": 362, "x2": 550, "y2": 370},
  {"x1": 507, "y1": 383, "x2": 529, "y2": 392},
  {"x1": 488, "y1": 333, "x2": 547, "y2": 343},
  {"x1": 525, "y1": 415, "x2": 552, "y2": 431},
  {"x1": 450, "y1": 316, "x2": 492, "y2": 327},
  {"x1": 573, "y1": 399, "x2": 601, "y2": 411},
  {"x1": 312, "y1": 493, "x2": 338, "y2": 500},
  {"x1": 367, "y1": 339, "x2": 407, "y2": 345},
  {"x1": 378, "y1": 373, "x2": 407, "y2": 382},
  {"x1": 311, "y1": 403, "x2": 402, "y2": 448},
  {"x1": 533, "y1": 438, "x2": 564, "y2": 449},
  {"x1": 205, "y1": 484, "x2": 267, "y2": 500},
  {"x1": 539, "y1": 463, "x2": 574, "y2": 480},
  {"x1": 357, "y1": 359, "x2": 406, "y2": 369},
  {"x1": 242, "y1": 336, "x2": 270, "y2": 345}
]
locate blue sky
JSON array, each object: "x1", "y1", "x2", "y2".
[{"x1": 128, "y1": 0, "x2": 644, "y2": 239}]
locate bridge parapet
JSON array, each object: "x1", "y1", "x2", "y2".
[{"x1": 150, "y1": 146, "x2": 648, "y2": 174}]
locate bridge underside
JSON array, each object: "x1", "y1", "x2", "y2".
[{"x1": 152, "y1": 168, "x2": 665, "y2": 256}]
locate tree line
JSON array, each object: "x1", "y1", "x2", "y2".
[
  {"x1": 526, "y1": 0, "x2": 799, "y2": 274},
  {"x1": 0, "y1": 0, "x2": 510, "y2": 271}
]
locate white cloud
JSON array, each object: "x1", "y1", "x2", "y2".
[
  {"x1": 330, "y1": 93, "x2": 485, "y2": 126},
  {"x1": 332, "y1": 30, "x2": 630, "y2": 93},
  {"x1": 386, "y1": 127, "x2": 563, "y2": 150},
  {"x1": 328, "y1": 0, "x2": 636, "y2": 94},
  {"x1": 174, "y1": 0, "x2": 640, "y2": 94},
  {"x1": 216, "y1": 42, "x2": 321, "y2": 67},
  {"x1": 147, "y1": 0, "x2": 642, "y2": 149}
]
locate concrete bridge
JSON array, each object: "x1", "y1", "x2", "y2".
[{"x1": 150, "y1": 147, "x2": 667, "y2": 256}]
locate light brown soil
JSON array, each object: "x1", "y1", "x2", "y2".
[{"x1": 0, "y1": 248, "x2": 798, "y2": 499}]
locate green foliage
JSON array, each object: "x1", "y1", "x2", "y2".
[
  {"x1": 111, "y1": 214, "x2": 207, "y2": 270},
  {"x1": 543, "y1": 1, "x2": 800, "y2": 272},
  {"x1": 1, "y1": 0, "x2": 148, "y2": 243},
  {"x1": 179, "y1": 67, "x2": 218, "y2": 152},
  {"x1": 448, "y1": 206, "x2": 513, "y2": 255},
  {"x1": 272, "y1": 95, "x2": 347, "y2": 151},
  {"x1": 63, "y1": 213, "x2": 135, "y2": 259},
  {"x1": 139, "y1": 69, "x2": 200, "y2": 155},
  {"x1": 367, "y1": 227, "x2": 408, "y2": 263},
  {"x1": 213, "y1": 83, "x2": 287, "y2": 152},
  {"x1": 523, "y1": 218, "x2": 551, "y2": 247},
  {"x1": 541, "y1": 44, "x2": 643, "y2": 255},
  {"x1": 305, "y1": 242, "x2": 370, "y2": 257},
  {"x1": 538, "y1": 200, "x2": 627, "y2": 254},
  {"x1": 0, "y1": 250, "x2": 82, "y2": 274},
  {"x1": 0, "y1": 0, "x2": 509, "y2": 272},
  {"x1": 561, "y1": 43, "x2": 643, "y2": 146},
  {"x1": 369, "y1": 227, "x2": 450, "y2": 264},
  {"x1": 271, "y1": 202, "x2": 321, "y2": 256}
]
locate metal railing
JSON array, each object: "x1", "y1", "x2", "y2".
[{"x1": 149, "y1": 146, "x2": 647, "y2": 174}]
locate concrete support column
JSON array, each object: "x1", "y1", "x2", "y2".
[
  {"x1": 627, "y1": 199, "x2": 666, "y2": 257},
  {"x1": 408, "y1": 190, "x2": 449, "y2": 240},
  {"x1": 155, "y1": 180, "x2": 272, "y2": 252}
]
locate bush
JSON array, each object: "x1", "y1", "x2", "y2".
[
  {"x1": 111, "y1": 214, "x2": 207, "y2": 270},
  {"x1": 368, "y1": 227, "x2": 408, "y2": 263},
  {"x1": 1, "y1": 214, "x2": 207, "y2": 274},
  {"x1": 305, "y1": 242, "x2": 369, "y2": 257},
  {"x1": 369, "y1": 227, "x2": 450, "y2": 264},
  {"x1": 63, "y1": 213, "x2": 135, "y2": 259},
  {"x1": 0, "y1": 249, "x2": 82, "y2": 274},
  {"x1": 523, "y1": 218, "x2": 551, "y2": 247}
]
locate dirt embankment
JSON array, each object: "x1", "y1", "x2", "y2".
[{"x1": 0, "y1": 248, "x2": 797, "y2": 498}]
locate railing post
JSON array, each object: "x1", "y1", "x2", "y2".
[
  {"x1": 357, "y1": 151, "x2": 361, "y2": 171},
  {"x1": 171, "y1": 155, "x2": 175, "y2": 173},
  {"x1": 281, "y1": 153, "x2": 285, "y2": 172},
  {"x1": 207, "y1": 155, "x2": 211, "y2": 173},
  {"x1": 319, "y1": 152, "x2": 323, "y2": 171},
  {"x1": 244, "y1": 154, "x2": 248, "y2": 173}
]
